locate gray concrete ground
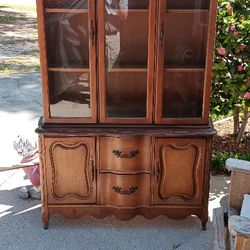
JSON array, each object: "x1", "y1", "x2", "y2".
[
  {"x1": 0, "y1": 0, "x2": 36, "y2": 6},
  {"x1": 0, "y1": 73, "x2": 230, "y2": 250}
]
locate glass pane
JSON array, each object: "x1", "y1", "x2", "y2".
[
  {"x1": 127, "y1": 0, "x2": 149, "y2": 9},
  {"x1": 49, "y1": 72, "x2": 91, "y2": 118},
  {"x1": 166, "y1": 0, "x2": 210, "y2": 9},
  {"x1": 46, "y1": 13, "x2": 89, "y2": 68},
  {"x1": 106, "y1": 72, "x2": 147, "y2": 117},
  {"x1": 105, "y1": 2, "x2": 149, "y2": 68},
  {"x1": 164, "y1": 12, "x2": 209, "y2": 67},
  {"x1": 45, "y1": 0, "x2": 88, "y2": 9},
  {"x1": 104, "y1": 0, "x2": 149, "y2": 118},
  {"x1": 162, "y1": 72, "x2": 204, "y2": 118},
  {"x1": 105, "y1": 0, "x2": 148, "y2": 10}
]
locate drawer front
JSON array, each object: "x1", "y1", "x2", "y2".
[
  {"x1": 100, "y1": 174, "x2": 150, "y2": 207},
  {"x1": 99, "y1": 136, "x2": 151, "y2": 173}
]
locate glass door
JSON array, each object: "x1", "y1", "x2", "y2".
[
  {"x1": 98, "y1": 0, "x2": 156, "y2": 124},
  {"x1": 156, "y1": 0, "x2": 216, "y2": 124},
  {"x1": 43, "y1": 0, "x2": 97, "y2": 123}
]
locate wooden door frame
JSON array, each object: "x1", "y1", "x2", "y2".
[
  {"x1": 37, "y1": 0, "x2": 97, "y2": 123},
  {"x1": 98, "y1": 0, "x2": 156, "y2": 124},
  {"x1": 155, "y1": 0, "x2": 218, "y2": 125}
]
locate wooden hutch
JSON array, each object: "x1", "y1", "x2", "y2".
[{"x1": 36, "y1": 0, "x2": 217, "y2": 229}]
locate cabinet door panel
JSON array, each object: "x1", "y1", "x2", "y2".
[
  {"x1": 45, "y1": 137, "x2": 96, "y2": 204},
  {"x1": 40, "y1": 1, "x2": 97, "y2": 123},
  {"x1": 45, "y1": 0, "x2": 88, "y2": 9},
  {"x1": 155, "y1": 0, "x2": 216, "y2": 124},
  {"x1": 154, "y1": 138, "x2": 206, "y2": 205},
  {"x1": 98, "y1": 0, "x2": 156, "y2": 123}
]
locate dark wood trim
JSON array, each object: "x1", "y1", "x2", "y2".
[
  {"x1": 98, "y1": 0, "x2": 106, "y2": 123},
  {"x1": 201, "y1": 137, "x2": 213, "y2": 229},
  {"x1": 155, "y1": 0, "x2": 166, "y2": 124},
  {"x1": 36, "y1": 119, "x2": 216, "y2": 137},
  {"x1": 202, "y1": 0, "x2": 218, "y2": 123},
  {"x1": 37, "y1": 0, "x2": 50, "y2": 121},
  {"x1": 88, "y1": 0, "x2": 98, "y2": 123},
  {"x1": 38, "y1": 134, "x2": 49, "y2": 229}
]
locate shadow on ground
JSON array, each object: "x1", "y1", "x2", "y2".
[{"x1": 0, "y1": 182, "x2": 214, "y2": 250}]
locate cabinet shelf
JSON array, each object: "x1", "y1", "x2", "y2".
[
  {"x1": 48, "y1": 68, "x2": 90, "y2": 73},
  {"x1": 164, "y1": 67, "x2": 205, "y2": 72},
  {"x1": 115, "y1": 9, "x2": 149, "y2": 12},
  {"x1": 45, "y1": 8, "x2": 88, "y2": 13},
  {"x1": 166, "y1": 9, "x2": 209, "y2": 13},
  {"x1": 107, "y1": 68, "x2": 147, "y2": 73}
]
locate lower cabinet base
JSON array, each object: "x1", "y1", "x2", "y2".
[
  {"x1": 42, "y1": 206, "x2": 208, "y2": 230},
  {"x1": 37, "y1": 122, "x2": 215, "y2": 231}
]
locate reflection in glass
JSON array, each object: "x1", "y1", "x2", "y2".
[
  {"x1": 45, "y1": 0, "x2": 88, "y2": 9},
  {"x1": 164, "y1": 12, "x2": 209, "y2": 67},
  {"x1": 166, "y1": 0, "x2": 210, "y2": 9},
  {"x1": 46, "y1": 13, "x2": 89, "y2": 68},
  {"x1": 104, "y1": 0, "x2": 149, "y2": 118},
  {"x1": 105, "y1": 0, "x2": 149, "y2": 68},
  {"x1": 162, "y1": 72, "x2": 204, "y2": 118},
  {"x1": 106, "y1": 72, "x2": 147, "y2": 117},
  {"x1": 49, "y1": 72, "x2": 91, "y2": 118}
]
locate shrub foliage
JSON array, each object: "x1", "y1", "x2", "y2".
[{"x1": 212, "y1": 0, "x2": 250, "y2": 142}]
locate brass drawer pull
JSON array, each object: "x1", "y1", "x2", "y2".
[
  {"x1": 112, "y1": 186, "x2": 138, "y2": 195},
  {"x1": 112, "y1": 150, "x2": 139, "y2": 159}
]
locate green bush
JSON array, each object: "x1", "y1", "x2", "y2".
[
  {"x1": 212, "y1": 0, "x2": 250, "y2": 116},
  {"x1": 212, "y1": 152, "x2": 250, "y2": 174}
]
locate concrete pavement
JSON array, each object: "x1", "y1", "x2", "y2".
[{"x1": 0, "y1": 73, "x2": 230, "y2": 250}]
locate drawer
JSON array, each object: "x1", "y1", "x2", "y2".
[
  {"x1": 100, "y1": 174, "x2": 150, "y2": 207},
  {"x1": 99, "y1": 136, "x2": 151, "y2": 173}
]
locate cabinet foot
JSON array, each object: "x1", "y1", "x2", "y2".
[
  {"x1": 201, "y1": 221, "x2": 207, "y2": 231},
  {"x1": 43, "y1": 220, "x2": 49, "y2": 230},
  {"x1": 42, "y1": 210, "x2": 50, "y2": 229}
]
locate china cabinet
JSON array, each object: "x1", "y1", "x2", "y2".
[{"x1": 36, "y1": 0, "x2": 217, "y2": 229}]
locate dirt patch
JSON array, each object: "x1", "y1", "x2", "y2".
[
  {"x1": 213, "y1": 117, "x2": 250, "y2": 155},
  {"x1": 0, "y1": 6, "x2": 39, "y2": 73}
]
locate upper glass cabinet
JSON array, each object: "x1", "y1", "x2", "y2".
[
  {"x1": 155, "y1": 0, "x2": 211, "y2": 124},
  {"x1": 38, "y1": 0, "x2": 215, "y2": 125},
  {"x1": 98, "y1": 0, "x2": 156, "y2": 123},
  {"x1": 44, "y1": 0, "x2": 97, "y2": 122}
]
